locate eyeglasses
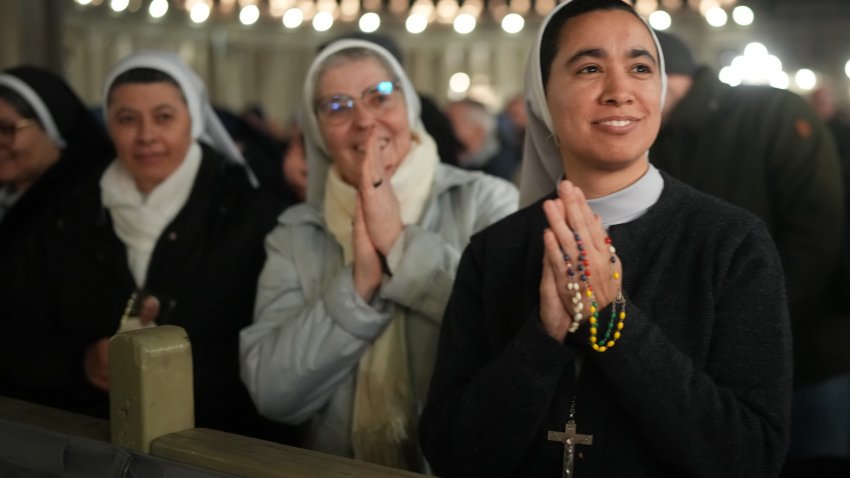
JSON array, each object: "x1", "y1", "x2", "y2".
[
  {"x1": 0, "y1": 118, "x2": 35, "y2": 144},
  {"x1": 314, "y1": 81, "x2": 402, "y2": 125}
]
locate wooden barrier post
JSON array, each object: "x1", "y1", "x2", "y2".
[{"x1": 109, "y1": 325, "x2": 194, "y2": 453}]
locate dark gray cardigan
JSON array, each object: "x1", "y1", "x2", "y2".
[{"x1": 420, "y1": 173, "x2": 792, "y2": 478}]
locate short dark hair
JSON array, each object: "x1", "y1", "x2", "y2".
[
  {"x1": 106, "y1": 67, "x2": 184, "y2": 105},
  {"x1": 540, "y1": 0, "x2": 645, "y2": 92},
  {"x1": 0, "y1": 84, "x2": 40, "y2": 126},
  {"x1": 654, "y1": 30, "x2": 697, "y2": 76}
]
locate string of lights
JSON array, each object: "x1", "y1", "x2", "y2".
[
  {"x1": 70, "y1": 0, "x2": 850, "y2": 96},
  {"x1": 73, "y1": 0, "x2": 760, "y2": 35}
]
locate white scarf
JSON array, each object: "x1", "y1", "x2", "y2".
[
  {"x1": 100, "y1": 142, "x2": 202, "y2": 288},
  {"x1": 323, "y1": 127, "x2": 437, "y2": 469}
]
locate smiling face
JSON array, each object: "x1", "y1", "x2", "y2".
[
  {"x1": 544, "y1": 9, "x2": 662, "y2": 176},
  {"x1": 0, "y1": 97, "x2": 61, "y2": 192},
  {"x1": 314, "y1": 56, "x2": 411, "y2": 187},
  {"x1": 106, "y1": 81, "x2": 193, "y2": 193}
]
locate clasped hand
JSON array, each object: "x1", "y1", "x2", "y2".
[
  {"x1": 352, "y1": 129, "x2": 404, "y2": 301},
  {"x1": 540, "y1": 181, "x2": 622, "y2": 342},
  {"x1": 83, "y1": 295, "x2": 160, "y2": 391}
]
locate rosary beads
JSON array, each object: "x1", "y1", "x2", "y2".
[
  {"x1": 565, "y1": 233, "x2": 627, "y2": 352},
  {"x1": 563, "y1": 250, "x2": 584, "y2": 334}
]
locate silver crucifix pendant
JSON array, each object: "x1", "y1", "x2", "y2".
[{"x1": 547, "y1": 419, "x2": 593, "y2": 478}]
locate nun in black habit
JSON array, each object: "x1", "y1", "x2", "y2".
[
  {"x1": 0, "y1": 65, "x2": 114, "y2": 357},
  {"x1": 0, "y1": 51, "x2": 293, "y2": 443},
  {"x1": 419, "y1": 0, "x2": 792, "y2": 476}
]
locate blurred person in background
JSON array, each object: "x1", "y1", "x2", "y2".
[
  {"x1": 810, "y1": 81, "x2": 850, "y2": 219},
  {"x1": 216, "y1": 105, "x2": 299, "y2": 206},
  {"x1": 445, "y1": 98, "x2": 520, "y2": 181},
  {"x1": 495, "y1": 93, "x2": 527, "y2": 181},
  {"x1": 650, "y1": 30, "x2": 848, "y2": 467},
  {"x1": 809, "y1": 82, "x2": 850, "y2": 158},
  {"x1": 0, "y1": 66, "x2": 114, "y2": 379},
  {"x1": 280, "y1": 120, "x2": 308, "y2": 202},
  {"x1": 0, "y1": 67, "x2": 112, "y2": 225}
]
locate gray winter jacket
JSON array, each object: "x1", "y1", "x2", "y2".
[{"x1": 240, "y1": 163, "x2": 517, "y2": 460}]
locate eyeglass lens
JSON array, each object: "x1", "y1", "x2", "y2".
[
  {"x1": 0, "y1": 119, "x2": 33, "y2": 142},
  {"x1": 317, "y1": 81, "x2": 399, "y2": 123}
]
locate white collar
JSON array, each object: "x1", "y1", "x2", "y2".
[{"x1": 587, "y1": 164, "x2": 664, "y2": 228}]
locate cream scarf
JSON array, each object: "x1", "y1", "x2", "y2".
[
  {"x1": 100, "y1": 142, "x2": 202, "y2": 289},
  {"x1": 323, "y1": 130, "x2": 437, "y2": 468}
]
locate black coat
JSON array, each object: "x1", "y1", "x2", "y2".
[
  {"x1": 650, "y1": 67, "x2": 845, "y2": 384},
  {"x1": 1, "y1": 144, "x2": 290, "y2": 441},
  {"x1": 0, "y1": 144, "x2": 113, "y2": 326},
  {"x1": 0, "y1": 66, "x2": 114, "y2": 336}
]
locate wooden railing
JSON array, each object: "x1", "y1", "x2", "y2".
[{"x1": 0, "y1": 325, "x2": 427, "y2": 478}]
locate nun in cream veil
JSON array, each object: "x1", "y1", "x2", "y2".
[{"x1": 240, "y1": 39, "x2": 519, "y2": 471}]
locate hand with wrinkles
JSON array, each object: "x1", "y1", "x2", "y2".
[
  {"x1": 351, "y1": 128, "x2": 404, "y2": 301},
  {"x1": 357, "y1": 127, "x2": 404, "y2": 255}
]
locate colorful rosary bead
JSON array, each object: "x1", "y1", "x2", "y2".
[{"x1": 589, "y1": 234, "x2": 626, "y2": 353}]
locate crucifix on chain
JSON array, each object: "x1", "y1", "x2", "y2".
[{"x1": 547, "y1": 419, "x2": 593, "y2": 478}]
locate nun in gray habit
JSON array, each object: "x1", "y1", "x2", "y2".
[
  {"x1": 419, "y1": 0, "x2": 792, "y2": 476},
  {"x1": 1, "y1": 50, "x2": 292, "y2": 443}
]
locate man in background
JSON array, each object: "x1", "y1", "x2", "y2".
[
  {"x1": 445, "y1": 98, "x2": 519, "y2": 181},
  {"x1": 650, "y1": 30, "x2": 849, "y2": 468}
]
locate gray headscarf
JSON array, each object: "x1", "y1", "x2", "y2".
[
  {"x1": 103, "y1": 50, "x2": 258, "y2": 187},
  {"x1": 301, "y1": 39, "x2": 422, "y2": 207},
  {"x1": 518, "y1": 0, "x2": 667, "y2": 207}
]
